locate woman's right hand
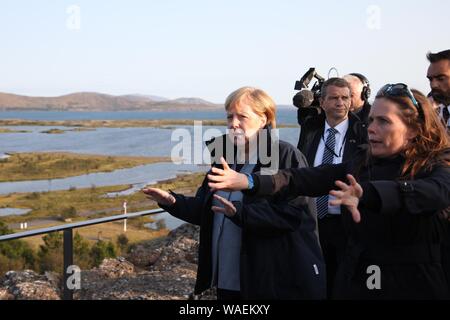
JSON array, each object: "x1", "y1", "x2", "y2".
[
  {"x1": 207, "y1": 157, "x2": 249, "y2": 191},
  {"x1": 142, "y1": 187, "x2": 176, "y2": 206},
  {"x1": 329, "y1": 174, "x2": 363, "y2": 223}
]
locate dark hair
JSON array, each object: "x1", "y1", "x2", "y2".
[
  {"x1": 375, "y1": 89, "x2": 450, "y2": 178},
  {"x1": 426, "y1": 49, "x2": 450, "y2": 63},
  {"x1": 320, "y1": 77, "x2": 351, "y2": 99}
]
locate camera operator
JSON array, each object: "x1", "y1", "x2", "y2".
[
  {"x1": 343, "y1": 73, "x2": 372, "y2": 123},
  {"x1": 296, "y1": 77, "x2": 368, "y2": 298}
]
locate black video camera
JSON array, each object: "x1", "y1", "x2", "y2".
[
  {"x1": 293, "y1": 67, "x2": 325, "y2": 109},
  {"x1": 292, "y1": 68, "x2": 325, "y2": 125}
]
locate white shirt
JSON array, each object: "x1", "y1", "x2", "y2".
[
  {"x1": 313, "y1": 118, "x2": 349, "y2": 215},
  {"x1": 438, "y1": 104, "x2": 450, "y2": 128}
]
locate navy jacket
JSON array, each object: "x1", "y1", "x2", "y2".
[
  {"x1": 297, "y1": 112, "x2": 368, "y2": 166},
  {"x1": 160, "y1": 132, "x2": 326, "y2": 299}
]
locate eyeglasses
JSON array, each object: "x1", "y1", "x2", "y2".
[{"x1": 377, "y1": 83, "x2": 424, "y2": 119}]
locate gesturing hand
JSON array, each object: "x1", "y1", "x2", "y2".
[
  {"x1": 441, "y1": 206, "x2": 450, "y2": 222},
  {"x1": 211, "y1": 194, "x2": 237, "y2": 217},
  {"x1": 142, "y1": 187, "x2": 176, "y2": 206},
  {"x1": 207, "y1": 157, "x2": 249, "y2": 192},
  {"x1": 329, "y1": 174, "x2": 363, "y2": 223}
]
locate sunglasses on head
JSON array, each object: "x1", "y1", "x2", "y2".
[{"x1": 377, "y1": 83, "x2": 424, "y2": 119}]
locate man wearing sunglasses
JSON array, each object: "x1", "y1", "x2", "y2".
[{"x1": 427, "y1": 49, "x2": 450, "y2": 131}]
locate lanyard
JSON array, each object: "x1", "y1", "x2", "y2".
[{"x1": 321, "y1": 128, "x2": 347, "y2": 159}]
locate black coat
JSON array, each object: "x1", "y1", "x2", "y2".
[
  {"x1": 160, "y1": 133, "x2": 326, "y2": 299},
  {"x1": 353, "y1": 101, "x2": 372, "y2": 125},
  {"x1": 297, "y1": 112, "x2": 368, "y2": 166},
  {"x1": 251, "y1": 148, "x2": 450, "y2": 299}
]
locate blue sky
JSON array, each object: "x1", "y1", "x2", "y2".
[{"x1": 0, "y1": 0, "x2": 448, "y2": 104}]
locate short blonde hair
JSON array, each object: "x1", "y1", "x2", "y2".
[{"x1": 224, "y1": 87, "x2": 277, "y2": 128}]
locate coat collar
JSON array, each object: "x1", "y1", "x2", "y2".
[{"x1": 205, "y1": 125, "x2": 277, "y2": 170}]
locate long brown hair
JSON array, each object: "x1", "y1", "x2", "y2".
[{"x1": 376, "y1": 89, "x2": 450, "y2": 178}]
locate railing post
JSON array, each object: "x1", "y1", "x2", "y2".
[{"x1": 63, "y1": 229, "x2": 73, "y2": 300}]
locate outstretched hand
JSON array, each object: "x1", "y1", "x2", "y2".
[
  {"x1": 211, "y1": 194, "x2": 237, "y2": 217},
  {"x1": 441, "y1": 206, "x2": 450, "y2": 222},
  {"x1": 142, "y1": 187, "x2": 176, "y2": 206},
  {"x1": 207, "y1": 157, "x2": 248, "y2": 192},
  {"x1": 329, "y1": 174, "x2": 363, "y2": 223}
]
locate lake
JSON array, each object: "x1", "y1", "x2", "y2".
[
  {"x1": 0, "y1": 208, "x2": 31, "y2": 217},
  {"x1": 0, "y1": 125, "x2": 300, "y2": 194},
  {"x1": 0, "y1": 110, "x2": 301, "y2": 229},
  {"x1": 0, "y1": 108, "x2": 299, "y2": 124}
]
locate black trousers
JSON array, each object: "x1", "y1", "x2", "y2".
[
  {"x1": 318, "y1": 214, "x2": 347, "y2": 299},
  {"x1": 442, "y1": 241, "x2": 450, "y2": 291},
  {"x1": 217, "y1": 288, "x2": 242, "y2": 300}
]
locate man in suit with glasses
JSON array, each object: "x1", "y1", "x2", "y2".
[{"x1": 297, "y1": 77, "x2": 368, "y2": 298}]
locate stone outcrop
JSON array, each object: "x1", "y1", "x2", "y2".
[
  {"x1": 0, "y1": 223, "x2": 215, "y2": 300},
  {"x1": 0, "y1": 270, "x2": 61, "y2": 300}
]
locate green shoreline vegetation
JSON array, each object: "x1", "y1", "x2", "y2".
[
  {"x1": 40, "y1": 128, "x2": 96, "y2": 134},
  {"x1": 0, "y1": 152, "x2": 172, "y2": 182},
  {"x1": 0, "y1": 119, "x2": 298, "y2": 128},
  {"x1": 0, "y1": 127, "x2": 30, "y2": 133},
  {"x1": 40, "y1": 128, "x2": 65, "y2": 134},
  {"x1": 0, "y1": 171, "x2": 205, "y2": 224}
]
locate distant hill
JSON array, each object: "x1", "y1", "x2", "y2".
[
  {"x1": 0, "y1": 92, "x2": 222, "y2": 111},
  {"x1": 121, "y1": 94, "x2": 169, "y2": 102}
]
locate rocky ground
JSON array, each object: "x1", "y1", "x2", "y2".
[{"x1": 0, "y1": 223, "x2": 216, "y2": 300}]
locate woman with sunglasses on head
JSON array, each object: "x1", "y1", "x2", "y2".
[
  {"x1": 143, "y1": 87, "x2": 326, "y2": 300},
  {"x1": 208, "y1": 84, "x2": 450, "y2": 299}
]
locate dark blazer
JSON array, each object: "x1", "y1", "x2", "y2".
[
  {"x1": 249, "y1": 148, "x2": 450, "y2": 299},
  {"x1": 160, "y1": 132, "x2": 326, "y2": 299},
  {"x1": 297, "y1": 112, "x2": 368, "y2": 166},
  {"x1": 353, "y1": 101, "x2": 372, "y2": 125}
]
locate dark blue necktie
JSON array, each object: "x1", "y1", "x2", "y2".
[
  {"x1": 316, "y1": 127, "x2": 338, "y2": 219},
  {"x1": 443, "y1": 106, "x2": 449, "y2": 127}
]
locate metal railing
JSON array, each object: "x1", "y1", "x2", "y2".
[{"x1": 0, "y1": 208, "x2": 166, "y2": 300}]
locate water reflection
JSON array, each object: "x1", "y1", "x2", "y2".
[
  {"x1": 144, "y1": 212, "x2": 185, "y2": 230},
  {"x1": 0, "y1": 163, "x2": 209, "y2": 195},
  {"x1": 0, "y1": 208, "x2": 31, "y2": 217}
]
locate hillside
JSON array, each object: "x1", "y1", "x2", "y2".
[{"x1": 0, "y1": 92, "x2": 222, "y2": 111}]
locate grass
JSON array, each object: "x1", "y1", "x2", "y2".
[
  {"x1": 0, "y1": 127, "x2": 30, "y2": 133},
  {"x1": 20, "y1": 221, "x2": 170, "y2": 251},
  {"x1": 0, "y1": 152, "x2": 172, "y2": 182},
  {"x1": 0, "y1": 172, "x2": 206, "y2": 224},
  {"x1": 1, "y1": 171, "x2": 206, "y2": 250},
  {"x1": 41, "y1": 128, "x2": 96, "y2": 134},
  {"x1": 41, "y1": 128, "x2": 65, "y2": 134}
]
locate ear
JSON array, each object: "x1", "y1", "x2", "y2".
[
  {"x1": 260, "y1": 114, "x2": 267, "y2": 128},
  {"x1": 406, "y1": 127, "x2": 418, "y2": 142}
]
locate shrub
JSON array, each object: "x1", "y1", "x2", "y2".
[
  {"x1": 90, "y1": 240, "x2": 117, "y2": 266},
  {"x1": 116, "y1": 234, "x2": 129, "y2": 254}
]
